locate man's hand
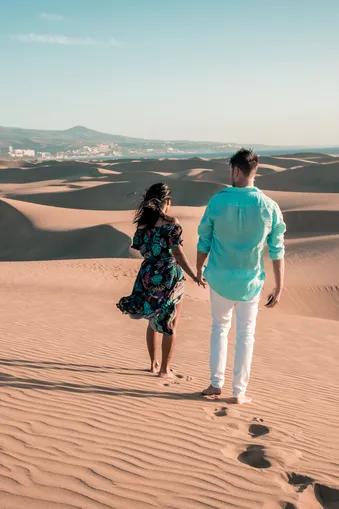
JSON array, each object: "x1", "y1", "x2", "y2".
[
  {"x1": 267, "y1": 258, "x2": 285, "y2": 308},
  {"x1": 196, "y1": 250, "x2": 208, "y2": 288},
  {"x1": 265, "y1": 288, "x2": 282, "y2": 308}
]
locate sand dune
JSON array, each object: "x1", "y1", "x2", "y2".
[
  {"x1": 8, "y1": 179, "x2": 226, "y2": 210},
  {"x1": 97, "y1": 167, "x2": 122, "y2": 175},
  {"x1": 274, "y1": 153, "x2": 339, "y2": 163},
  {"x1": 0, "y1": 161, "x2": 103, "y2": 184},
  {"x1": 257, "y1": 163, "x2": 286, "y2": 175},
  {"x1": 0, "y1": 180, "x2": 111, "y2": 199},
  {"x1": 0, "y1": 199, "x2": 135, "y2": 261},
  {"x1": 187, "y1": 168, "x2": 214, "y2": 177},
  {"x1": 93, "y1": 158, "x2": 229, "y2": 175},
  {"x1": 1, "y1": 154, "x2": 339, "y2": 509},
  {"x1": 265, "y1": 190, "x2": 339, "y2": 211},
  {"x1": 259, "y1": 157, "x2": 302, "y2": 169},
  {"x1": 259, "y1": 162, "x2": 339, "y2": 193},
  {"x1": 283, "y1": 210, "x2": 339, "y2": 235}
]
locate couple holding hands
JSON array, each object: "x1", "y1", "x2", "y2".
[{"x1": 117, "y1": 149, "x2": 286, "y2": 402}]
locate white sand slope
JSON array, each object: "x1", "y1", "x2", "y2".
[{"x1": 0, "y1": 155, "x2": 339, "y2": 509}]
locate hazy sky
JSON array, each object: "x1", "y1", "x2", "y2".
[{"x1": 1, "y1": 0, "x2": 338, "y2": 145}]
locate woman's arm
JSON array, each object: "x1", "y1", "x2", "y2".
[{"x1": 172, "y1": 245, "x2": 199, "y2": 283}]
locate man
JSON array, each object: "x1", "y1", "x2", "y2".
[{"x1": 197, "y1": 148, "x2": 286, "y2": 404}]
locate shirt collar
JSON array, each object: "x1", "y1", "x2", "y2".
[{"x1": 224, "y1": 186, "x2": 258, "y2": 193}]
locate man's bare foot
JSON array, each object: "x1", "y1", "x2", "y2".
[
  {"x1": 201, "y1": 385, "x2": 222, "y2": 396},
  {"x1": 224, "y1": 395, "x2": 252, "y2": 405}
]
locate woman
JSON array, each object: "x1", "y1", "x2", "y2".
[{"x1": 117, "y1": 183, "x2": 201, "y2": 378}]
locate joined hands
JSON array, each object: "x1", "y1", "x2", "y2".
[{"x1": 193, "y1": 269, "x2": 207, "y2": 288}]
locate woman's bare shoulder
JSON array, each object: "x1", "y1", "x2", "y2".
[
  {"x1": 154, "y1": 216, "x2": 179, "y2": 227},
  {"x1": 164, "y1": 216, "x2": 179, "y2": 225}
]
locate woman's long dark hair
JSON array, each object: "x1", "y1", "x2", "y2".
[{"x1": 134, "y1": 183, "x2": 172, "y2": 230}]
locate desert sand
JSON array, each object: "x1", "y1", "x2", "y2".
[{"x1": 1, "y1": 154, "x2": 339, "y2": 509}]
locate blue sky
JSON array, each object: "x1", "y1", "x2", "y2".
[{"x1": 1, "y1": 0, "x2": 338, "y2": 145}]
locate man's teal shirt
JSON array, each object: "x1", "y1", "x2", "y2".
[{"x1": 197, "y1": 186, "x2": 286, "y2": 301}]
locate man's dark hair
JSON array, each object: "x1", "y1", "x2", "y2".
[{"x1": 229, "y1": 148, "x2": 259, "y2": 176}]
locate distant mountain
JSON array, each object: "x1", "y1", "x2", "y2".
[
  {"x1": 0, "y1": 125, "x2": 272, "y2": 156},
  {"x1": 0, "y1": 125, "x2": 152, "y2": 151}
]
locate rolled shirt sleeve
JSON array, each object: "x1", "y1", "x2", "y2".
[
  {"x1": 197, "y1": 203, "x2": 213, "y2": 254},
  {"x1": 267, "y1": 204, "x2": 286, "y2": 260}
]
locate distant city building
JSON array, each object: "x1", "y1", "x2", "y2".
[
  {"x1": 3, "y1": 139, "x2": 241, "y2": 161},
  {"x1": 24, "y1": 149, "x2": 35, "y2": 157},
  {"x1": 37, "y1": 152, "x2": 52, "y2": 159},
  {"x1": 11, "y1": 149, "x2": 35, "y2": 158},
  {"x1": 97, "y1": 144, "x2": 110, "y2": 153}
]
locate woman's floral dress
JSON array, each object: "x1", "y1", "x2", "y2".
[{"x1": 117, "y1": 223, "x2": 184, "y2": 335}]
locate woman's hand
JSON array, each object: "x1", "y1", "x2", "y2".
[{"x1": 195, "y1": 270, "x2": 207, "y2": 288}]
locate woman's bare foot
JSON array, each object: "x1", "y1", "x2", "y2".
[
  {"x1": 148, "y1": 360, "x2": 160, "y2": 374},
  {"x1": 201, "y1": 385, "x2": 222, "y2": 396},
  {"x1": 158, "y1": 370, "x2": 176, "y2": 379},
  {"x1": 224, "y1": 395, "x2": 252, "y2": 405}
]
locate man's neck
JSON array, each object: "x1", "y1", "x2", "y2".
[{"x1": 235, "y1": 178, "x2": 255, "y2": 188}]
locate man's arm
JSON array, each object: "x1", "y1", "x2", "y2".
[
  {"x1": 196, "y1": 203, "x2": 213, "y2": 283},
  {"x1": 266, "y1": 204, "x2": 286, "y2": 308},
  {"x1": 197, "y1": 251, "x2": 208, "y2": 274}
]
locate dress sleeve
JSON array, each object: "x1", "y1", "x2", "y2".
[
  {"x1": 131, "y1": 229, "x2": 143, "y2": 251},
  {"x1": 168, "y1": 224, "x2": 183, "y2": 248}
]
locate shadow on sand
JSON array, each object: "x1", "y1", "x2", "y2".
[
  {"x1": 0, "y1": 357, "x2": 203, "y2": 400},
  {"x1": 0, "y1": 371, "x2": 202, "y2": 400}
]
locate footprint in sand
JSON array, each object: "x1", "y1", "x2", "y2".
[
  {"x1": 176, "y1": 374, "x2": 193, "y2": 381},
  {"x1": 249, "y1": 422, "x2": 270, "y2": 438},
  {"x1": 285, "y1": 473, "x2": 339, "y2": 509},
  {"x1": 214, "y1": 406, "x2": 228, "y2": 417},
  {"x1": 203, "y1": 406, "x2": 227, "y2": 421},
  {"x1": 204, "y1": 405, "x2": 241, "y2": 422},
  {"x1": 212, "y1": 405, "x2": 241, "y2": 419},
  {"x1": 161, "y1": 374, "x2": 193, "y2": 386},
  {"x1": 238, "y1": 444, "x2": 271, "y2": 469},
  {"x1": 287, "y1": 472, "x2": 314, "y2": 493},
  {"x1": 314, "y1": 483, "x2": 339, "y2": 508}
]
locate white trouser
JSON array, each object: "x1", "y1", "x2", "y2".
[{"x1": 210, "y1": 288, "x2": 260, "y2": 396}]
